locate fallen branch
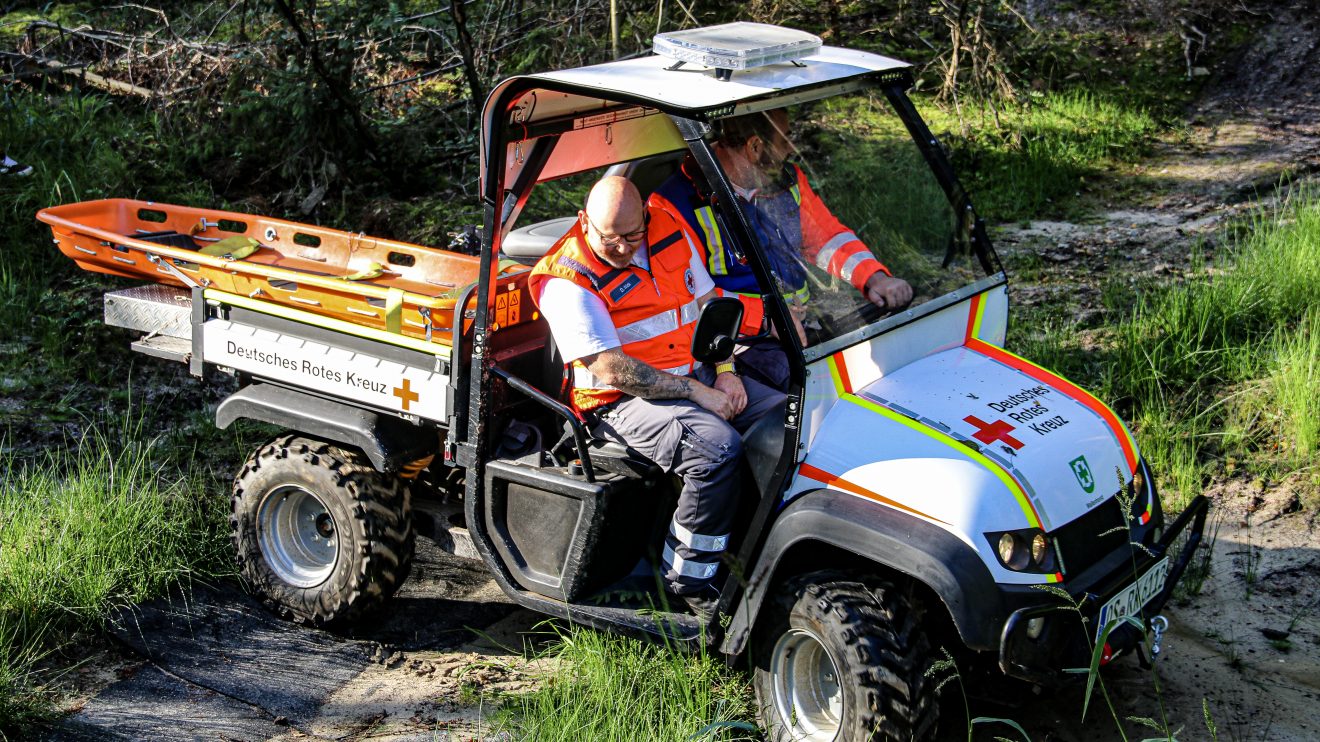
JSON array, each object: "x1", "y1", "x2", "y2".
[
  {"x1": 43, "y1": 57, "x2": 156, "y2": 98},
  {"x1": 1178, "y1": 18, "x2": 1208, "y2": 80},
  {"x1": 2, "y1": 50, "x2": 157, "y2": 98},
  {"x1": 23, "y1": 19, "x2": 240, "y2": 56}
]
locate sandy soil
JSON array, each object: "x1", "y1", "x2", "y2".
[{"x1": 275, "y1": 609, "x2": 555, "y2": 741}]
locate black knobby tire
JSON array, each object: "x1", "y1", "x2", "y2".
[
  {"x1": 753, "y1": 571, "x2": 939, "y2": 742},
  {"x1": 231, "y1": 434, "x2": 414, "y2": 626}
]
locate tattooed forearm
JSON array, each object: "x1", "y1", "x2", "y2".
[{"x1": 587, "y1": 349, "x2": 695, "y2": 400}]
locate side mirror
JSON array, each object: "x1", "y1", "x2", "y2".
[{"x1": 690, "y1": 297, "x2": 744, "y2": 363}]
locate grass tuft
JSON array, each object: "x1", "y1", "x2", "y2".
[
  {"x1": 0, "y1": 421, "x2": 228, "y2": 734},
  {"x1": 0, "y1": 614, "x2": 54, "y2": 735},
  {"x1": 499, "y1": 624, "x2": 756, "y2": 741},
  {"x1": 943, "y1": 90, "x2": 1163, "y2": 221},
  {"x1": 1262, "y1": 308, "x2": 1320, "y2": 469}
]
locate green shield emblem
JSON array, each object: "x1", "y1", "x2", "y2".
[{"x1": 1070, "y1": 455, "x2": 1095, "y2": 493}]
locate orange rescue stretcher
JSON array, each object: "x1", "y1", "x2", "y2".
[{"x1": 38, "y1": 199, "x2": 530, "y2": 345}]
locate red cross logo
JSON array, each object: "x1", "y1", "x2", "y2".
[
  {"x1": 963, "y1": 415, "x2": 1024, "y2": 450},
  {"x1": 393, "y1": 378, "x2": 419, "y2": 411}
]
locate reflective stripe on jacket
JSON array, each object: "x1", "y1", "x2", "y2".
[
  {"x1": 650, "y1": 163, "x2": 889, "y2": 334},
  {"x1": 528, "y1": 212, "x2": 703, "y2": 413}
]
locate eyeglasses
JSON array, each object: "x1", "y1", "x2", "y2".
[{"x1": 585, "y1": 212, "x2": 649, "y2": 248}]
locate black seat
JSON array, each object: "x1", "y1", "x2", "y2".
[{"x1": 501, "y1": 216, "x2": 577, "y2": 265}]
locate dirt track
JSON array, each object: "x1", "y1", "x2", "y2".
[{"x1": 51, "y1": 537, "x2": 544, "y2": 741}]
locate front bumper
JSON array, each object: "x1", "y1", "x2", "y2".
[{"x1": 997, "y1": 495, "x2": 1209, "y2": 684}]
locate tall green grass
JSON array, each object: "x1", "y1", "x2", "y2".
[
  {"x1": 499, "y1": 626, "x2": 756, "y2": 740},
  {"x1": 938, "y1": 90, "x2": 1163, "y2": 222},
  {"x1": 1015, "y1": 188, "x2": 1320, "y2": 508},
  {"x1": 0, "y1": 89, "x2": 215, "y2": 390},
  {"x1": 0, "y1": 424, "x2": 228, "y2": 735},
  {"x1": 0, "y1": 615, "x2": 51, "y2": 734},
  {"x1": 1263, "y1": 308, "x2": 1320, "y2": 470}
]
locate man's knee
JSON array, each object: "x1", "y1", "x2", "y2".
[
  {"x1": 706, "y1": 417, "x2": 743, "y2": 455},
  {"x1": 677, "y1": 416, "x2": 742, "y2": 469}
]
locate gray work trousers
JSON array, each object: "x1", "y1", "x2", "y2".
[{"x1": 590, "y1": 365, "x2": 785, "y2": 594}]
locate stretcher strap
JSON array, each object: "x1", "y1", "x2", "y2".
[{"x1": 385, "y1": 288, "x2": 404, "y2": 334}]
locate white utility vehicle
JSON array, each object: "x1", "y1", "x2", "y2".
[{"x1": 52, "y1": 23, "x2": 1208, "y2": 741}]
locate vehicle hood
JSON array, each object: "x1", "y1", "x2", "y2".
[{"x1": 798, "y1": 343, "x2": 1140, "y2": 534}]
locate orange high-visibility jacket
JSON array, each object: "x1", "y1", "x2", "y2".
[
  {"x1": 650, "y1": 163, "x2": 890, "y2": 335},
  {"x1": 529, "y1": 211, "x2": 705, "y2": 413}
]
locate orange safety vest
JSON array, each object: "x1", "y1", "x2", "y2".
[
  {"x1": 529, "y1": 211, "x2": 704, "y2": 413},
  {"x1": 651, "y1": 163, "x2": 891, "y2": 337}
]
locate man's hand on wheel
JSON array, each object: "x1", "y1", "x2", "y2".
[{"x1": 864, "y1": 274, "x2": 913, "y2": 312}]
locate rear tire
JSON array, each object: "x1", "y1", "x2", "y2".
[
  {"x1": 753, "y1": 571, "x2": 938, "y2": 741},
  {"x1": 231, "y1": 434, "x2": 413, "y2": 626}
]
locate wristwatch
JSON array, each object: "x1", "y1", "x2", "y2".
[{"x1": 715, "y1": 361, "x2": 737, "y2": 375}]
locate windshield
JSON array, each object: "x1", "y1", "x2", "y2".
[{"x1": 702, "y1": 91, "x2": 985, "y2": 351}]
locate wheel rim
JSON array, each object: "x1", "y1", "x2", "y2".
[
  {"x1": 256, "y1": 485, "x2": 338, "y2": 588},
  {"x1": 771, "y1": 627, "x2": 844, "y2": 741}
]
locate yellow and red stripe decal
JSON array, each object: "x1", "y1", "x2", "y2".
[
  {"x1": 964, "y1": 293, "x2": 987, "y2": 342},
  {"x1": 965, "y1": 337, "x2": 1139, "y2": 475},
  {"x1": 797, "y1": 462, "x2": 950, "y2": 526},
  {"x1": 826, "y1": 352, "x2": 853, "y2": 396},
  {"x1": 840, "y1": 392, "x2": 1044, "y2": 530}
]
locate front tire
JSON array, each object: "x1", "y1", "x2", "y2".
[
  {"x1": 753, "y1": 572, "x2": 938, "y2": 741},
  {"x1": 231, "y1": 434, "x2": 414, "y2": 626}
]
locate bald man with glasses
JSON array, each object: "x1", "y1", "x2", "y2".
[{"x1": 529, "y1": 176, "x2": 784, "y2": 620}]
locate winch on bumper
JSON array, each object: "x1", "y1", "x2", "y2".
[{"x1": 998, "y1": 494, "x2": 1209, "y2": 683}]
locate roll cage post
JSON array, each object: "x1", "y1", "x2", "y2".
[
  {"x1": 881, "y1": 84, "x2": 1001, "y2": 276},
  {"x1": 669, "y1": 115, "x2": 807, "y2": 626}
]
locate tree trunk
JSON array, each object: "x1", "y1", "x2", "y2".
[{"x1": 451, "y1": 0, "x2": 485, "y2": 111}]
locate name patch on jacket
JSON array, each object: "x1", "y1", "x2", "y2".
[{"x1": 608, "y1": 273, "x2": 642, "y2": 303}]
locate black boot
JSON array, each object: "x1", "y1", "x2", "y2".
[{"x1": 666, "y1": 585, "x2": 720, "y2": 623}]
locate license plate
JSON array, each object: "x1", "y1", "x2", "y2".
[{"x1": 1095, "y1": 557, "x2": 1170, "y2": 642}]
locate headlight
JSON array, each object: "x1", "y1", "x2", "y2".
[
  {"x1": 1031, "y1": 533, "x2": 1048, "y2": 564},
  {"x1": 987, "y1": 528, "x2": 1055, "y2": 573},
  {"x1": 998, "y1": 533, "x2": 1018, "y2": 566}
]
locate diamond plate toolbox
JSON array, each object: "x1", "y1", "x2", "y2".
[{"x1": 104, "y1": 285, "x2": 192, "y2": 339}]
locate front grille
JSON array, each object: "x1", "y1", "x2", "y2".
[{"x1": 1054, "y1": 494, "x2": 1132, "y2": 576}]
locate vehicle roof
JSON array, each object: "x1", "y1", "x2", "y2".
[
  {"x1": 516, "y1": 45, "x2": 911, "y2": 116},
  {"x1": 479, "y1": 43, "x2": 913, "y2": 207}
]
